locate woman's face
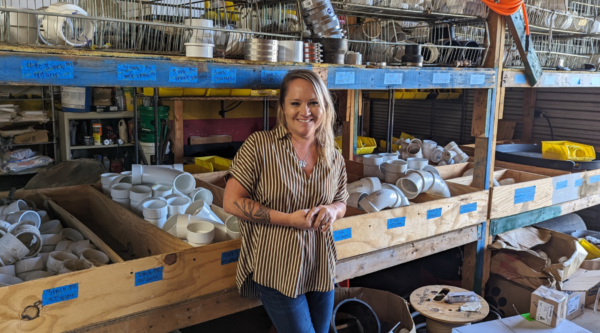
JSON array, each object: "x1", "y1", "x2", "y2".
[{"x1": 282, "y1": 78, "x2": 323, "y2": 139}]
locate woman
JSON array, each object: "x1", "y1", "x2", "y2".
[{"x1": 223, "y1": 69, "x2": 349, "y2": 333}]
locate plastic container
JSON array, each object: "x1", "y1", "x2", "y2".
[
  {"x1": 579, "y1": 238, "x2": 600, "y2": 260},
  {"x1": 142, "y1": 88, "x2": 183, "y2": 97},
  {"x1": 230, "y1": 89, "x2": 252, "y2": 96},
  {"x1": 194, "y1": 156, "x2": 232, "y2": 171},
  {"x1": 206, "y1": 89, "x2": 231, "y2": 97},
  {"x1": 140, "y1": 142, "x2": 155, "y2": 164},
  {"x1": 122, "y1": 87, "x2": 135, "y2": 111},
  {"x1": 542, "y1": 141, "x2": 596, "y2": 162},
  {"x1": 182, "y1": 88, "x2": 207, "y2": 96},
  {"x1": 369, "y1": 90, "x2": 404, "y2": 100},
  {"x1": 139, "y1": 105, "x2": 170, "y2": 143},
  {"x1": 61, "y1": 87, "x2": 91, "y2": 112},
  {"x1": 335, "y1": 136, "x2": 377, "y2": 155}
]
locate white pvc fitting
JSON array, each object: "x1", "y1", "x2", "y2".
[
  {"x1": 185, "y1": 200, "x2": 224, "y2": 224},
  {"x1": 358, "y1": 189, "x2": 399, "y2": 213},
  {"x1": 47, "y1": 251, "x2": 78, "y2": 274},
  {"x1": 363, "y1": 164, "x2": 385, "y2": 181},
  {"x1": 187, "y1": 221, "x2": 215, "y2": 244},
  {"x1": 165, "y1": 193, "x2": 186, "y2": 200},
  {"x1": 347, "y1": 177, "x2": 382, "y2": 195},
  {"x1": 142, "y1": 199, "x2": 168, "y2": 219},
  {"x1": 167, "y1": 196, "x2": 192, "y2": 216},
  {"x1": 61, "y1": 228, "x2": 84, "y2": 242},
  {"x1": 362, "y1": 154, "x2": 384, "y2": 166},
  {"x1": 152, "y1": 185, "x2": 173, "y2": 198},
  {"x1": 11, "y1": 224, "x2": 42, "y2": 257},
  {"x1": 438, "y1": 160, "x2": 448, "y2": 166},
  {"x1": 407, "y1": 146, "x2": 423, "y2": 158},
  {"x1": 130, "y1": 200, "x2": 140, "y2": 214},
  {"x1": 422, "y1": 165, "x2": 440, "y2": 176},
  {"x1": 412, "y1": 170, "x2": 435, "y2": 192},
  {"x1": 41, "y1": 244, "x2": 56, "y2": 253},
  {"x1": 41, "y1": 234, "x2": 62, "y2": 246},
  {"x1": 407, "y1": 158, "x2": 428, "y2": 170},
  {"x1": 108, "y1": 175, "x2": 133, "y2": 192},
  {"x1": 384, "y1": 171, "x2": 404, "y2": 185},
  {"x1": 111, "y1": 183, "x2": 132, "y2": 199},
  {"x1": 385, "y1": 160, "x2": 408, "y2": 174},
  {"x1": 36, "y1": 210, "x2": 50, "y2": 224},
  {"x1": 79, "y1": 248, "x2": 109, "y2": 267},
  {"x1": 6, "y1": 210, "x2": 41, "y2": 229},
  {"x1": 74, "y1": 240, "x2": 96, "y2": 255},
  {"x1": 225, "y1": 216, "x2": 240, "y2": 239},
  {"x1": 132, "y1": 165, "x2": 196, "y2": 194},
  {"x1": 59, "y1": 259, "x2": 92, "y2": 274},
  {"x1": 189, "y1": 187, "x2": 214, "y2": 205},
  {"x1": 427, "y1": 174, "x2": 451, "y2": 198},
  {"x1": 0, "y1": 274, "x2": 22, "y2": 286},
  {"x1": 400, "y1": 139, "x2": 411, "y2": 160},
  {"x1": 499, "y1": 178, "x2": 516, "y2": 185},
  {"x1": 39, "y1": 220, "x2": 63, "y2": 234},
  {"x1": 0, "y1": 221, "x2": 9, "y2": 232},
  {"x1": 422, "y1": 140, "x2": 437, "y2": 159},
  {"x1": 1, "y1": 200, "x2": 28, "y2": 215},
  {"x1": 347, "y1": 192, "x2": 368, "y2": 209},
  {"x1": 408, "y1": 139, "x2": 422, "y2": 153},
  {"x1": 430, "y1": 147, "x2": 444, "y2": 164},
  {"x1": 455, "y1": 152, "x2": 469, "y2": 163},
  {"x1": 443, "y1": 150, "x2": 457, "y2": 162},
  {"x1": 121, "y1": 171, "x2": 132, "y2": 176},
  {"x1": 397, "y1": 172, "x2": 424, "y2": 199},
  {"x1": 378, "y1": 152, "x2": 399, "y2": 162},
  {"x1": 445, "y1": 141, "x2": 460, "y2": 153},
  {"x1": 26, "y1": 271, "x2": 53, "y2": 281},
  {"x1": 145, "y1": 217, "x2": 166, "y2": 227},
  {"x1": 6, "y1": 220, "x2": 36, "y2": 234},
  {"x1": 130, "y1": 185, "x2": 152, "y2": 202},
  {"x1": 0, "y1": 233, "x2": 27, "y2": 265},
  {"x1": 36, "y1": 252, "x2": 50, "y2": 269},
  {"x1": 112, "y1": 197, "x2": 130, "y2": 209},
  {"x1": 101, "y1": 173, "x2": 120, "y2": 195},
  {"x1": 0, "y1": 265, "x2": 15, "y2": 276},
  {"x1": 162, "y1": 214, "x2": 189, "y2": 237},
  {"x1": 55, "y1": 240, "x2": 72, "y2": 252},
  {"x1": 381, "y1": 183, "x2": 410, "y2": 208}
]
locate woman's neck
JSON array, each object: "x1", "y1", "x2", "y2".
[{"x1": 290, "y1": 133, "x2": 316, "y2": 149}]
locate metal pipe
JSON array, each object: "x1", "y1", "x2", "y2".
[
  {"x1": 386, "y1": 89, "x2": 395, "y2": 153},
  {"x1": 133, "y1": 88, "x2": 139, "y2": 165},
  {"x1": 263, "y1": 98, "x2": 269, "y2": 131},
  {"x1": 49, "y1": 86, "x2": 57, "y2": 162},
  {"x1": 153, "y1": 88, "x2": 159, "y2": 165}
]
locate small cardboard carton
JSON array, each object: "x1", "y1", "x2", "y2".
[
  {"x1": 564, "y1": 291, "x2": 586, "y2": 321},
  {"x1": 14, "y1": 130, "x2": 48, "y2": 144},
  {"x1": 561, "y1": 269, "x2": 600, "y2": 306},
  {"x1": 190, "y1": 135, "x2": 232, "y2": 145},
  {"x1": 452, "y1": 315, "x2": 592, "y2": 333},
  {"x1": 530, "y1": 286, "x2": 568, "y2": 327}
]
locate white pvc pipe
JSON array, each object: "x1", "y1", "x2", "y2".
[
  {"x1": 347, "y1": 192, "x2": 368, "y2": 209},
  {"x1": 362, "y1": 154, "x2": 384, "y2": 166},
  {"x1": 407, "y1": 158, "x2": 428, "y2": 170},
  {"x1": 381, "y1": 183, "x2": 410, "y2": 208},
  {"x1": 347, "y1": 177, "x2": 381, "y2": 194},
  {"x1": 363, "y1": 165, "x2": 385, "y2": 181},
  {"x1": 397, "y1": 172, "x2": 424, "y2": 199},
  {"x1": 187, "y1": 220, "x2": 215, "y2": 244},
  {"x1": 378, "y1": 152, "x2": 399, "y2": 162},
  {"x1": 132, "y1": 165, "x2": 196, "y2": 194},
  {"x1": 358, "y1": 189, "x2": 399, "y2": 213},
  {"x1": 427, "y1": 174, "x2": 452, "y2": 198},
  {"x1": 430, "y1": 147, "x2": 444, "y2": 164}
]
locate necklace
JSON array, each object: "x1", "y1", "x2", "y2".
[{"x1": 291, "y1": 140, "x2": 311, "y2": 168}]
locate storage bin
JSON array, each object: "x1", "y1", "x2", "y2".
[
  {"x1": 182, "y1": 88, "x2": 207, "y2": 96},
  {"x1": 142, "y1": 88, "x2": 183, "y2": 97},
  {"x1": 195, "y1": 156, "x2": 232, "y2": 171},
  {"x1": 542, "y1": 141, "x2": 596, "y2": 162},
  {"x1": 206, "y1": 89, "x2": 231, "y2": 97}
]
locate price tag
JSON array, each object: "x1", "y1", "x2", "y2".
[
  {"x1": 335, "y1": 72, "x2": 355, "y2": 85},
  {"x1": 427, "y1": 208, "x2": 442, "y2": 219},
  {"x1": 432, "y1": 73, "x2": 451, "y2": 84},
  {"x1": 460, "y1": 203, "x2": 477, "y2": 214},
  {"x1": 135, "y1": 267, "x2": 163, "y2": 286},
  {"x1": 302, "y1": 0, "x2": 313, "y2": 7},
  {"x1": 514, "y1": 74, "x2": 527, "y2": 84},
  {"x1": 333, "y1": 228, "x2": 352, "y2": 242},
  {"x1": 21, "y1": 60, "x2": 74, "y2": 80},
  {"x1": 169, "y1": 67, "x2": 198, "y2": 83},
  {"x1": 555, "y1": 180, "x2": 568, "y2": 190},
  {"x1": 387, "y1": 217, "x2": 405, "y2": 229},
  {"x1": 117, "y1": 64, "x2": 157, "y2": 81},
  {"x1": 261, "y1": 70, "x2": 287, "y2": 85},
  {"x1": 211, "y1": 69, "x2": 236, "y2": 84},
  {"x1": 221, "y1": 249, "x2": 241, "y2": 265},
  {"x1": 470, "y1": 74, "x2": 485, "y2": 85},
  {"x1": 514, "y1": 186, "x2": 536, "y2": 204},
  {"x1": 42, "y1": 283, "x2": 78, "y2": 306},
  {"x1": 384, "y1": 73, "x2": 403, "y2": 85}
]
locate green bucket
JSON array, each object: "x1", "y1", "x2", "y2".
[{"x1": 139, "y1": 105, "x2": 170, "y2": 143}]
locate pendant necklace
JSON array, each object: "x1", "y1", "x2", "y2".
[{"x1": 291, "y1": 140, "x2": 311, "y2": 168}]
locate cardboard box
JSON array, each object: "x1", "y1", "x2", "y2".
[
  {"x1": 189, "y1": 135, "x2": 232, "y2": 145},
  {"x1": 580, "y1": 259, "x2": 600, "y2": 270},
  {"x1": 93, "y1": 88, "x2": 112, "y2": 106},
  {"x1": 14, "y1": 130, "x2": 48, "y2": 144},
  {"x1": 452, "y1": 315, "x2": 592, "y2": 333},
  {"x1": 334, "y1": 288, "x2": 415, "y2": 333},
  {"x1": 562, "y1": 269, "x2": 600, "y2": 306},
  {"x1": 564, "y1": 291, "x2": 586, "y2": 321},
  {"x1": 530, "y1": 286, "x2": 568, "y2": 327}
]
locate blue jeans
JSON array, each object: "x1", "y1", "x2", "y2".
[{"x1": 255, "y1": 282, "x2": 334, "y2": 333}]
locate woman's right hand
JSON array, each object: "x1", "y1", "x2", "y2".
[{"x1": 286, "y1": 209, "x2": 312, "y2": 230}]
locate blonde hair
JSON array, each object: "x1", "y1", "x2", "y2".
[{"x1": 277, "y1": 69, "x2": 336, "y2": 169}]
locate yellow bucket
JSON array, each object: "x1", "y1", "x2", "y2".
[{"x1": 542, "y1": 141, "x2": 596, "y2": 162}]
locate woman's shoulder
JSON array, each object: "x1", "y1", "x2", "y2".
[
  {"x1": 244, "y1": 130, "x2": 278, "y2": 147},
  {"x1": 330, "y1": 148, "x2": 346, "y2": 169}
]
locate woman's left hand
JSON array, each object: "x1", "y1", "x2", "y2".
[{"x1": 306, "y1": 204, "x2": 338, "y2": 232}]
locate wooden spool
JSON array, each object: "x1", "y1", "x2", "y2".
[{"x1": 409, "y1": 285, "x2": 489, "y2": 325}]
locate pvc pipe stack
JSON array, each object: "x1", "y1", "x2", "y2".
[
  {"x1": 131, "y1": 165, "x2": 196, "y2": 195},
  {"x1": 111, "y1": 183, "x2": 133, "y2": 209},
  {"x1": 244, "y1": 39, "x2": 278, "y2": 62},
  {"x1": 444, "y1": 141, "x2": 468, "y2": 164}
]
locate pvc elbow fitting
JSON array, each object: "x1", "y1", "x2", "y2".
[
  {"x1": 358, "y1": 189, "x2": 399, "y2": 213},
  {"x1": 347, "y1": 177, "x2": 381, "y2": 195},
  {"x1": 132, "y1": 165, "x2": 196, "y2": 194},
  {"x1": 426, "y1": 174, "x2": 451, "y2": 198}
]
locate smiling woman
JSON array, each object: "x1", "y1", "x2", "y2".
[{"x1": 223, "y1": 69, "x2": 349, "y2": 333}]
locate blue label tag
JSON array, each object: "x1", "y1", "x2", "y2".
[
  {"x1": 460, "y1": 202, "x2": 477, "y2": 214},
  {"x1": 135, "y1": 267, "x2": 163, "y2": 286},
  {"x1": 571, "y1": 76, "x2": 581, "y2": 85},
  {"x1": 333, "y1": 228, "x2": 352, "y2": 242},
  {"x1": 432, "y1": 73, "x2": 450, "y2": 84},
  {"x1": 384, "y1": 73, "x2": 403, "y2": 85},
  {"x1": 211, "y1": 69, "x2": 236, "y2": 83},
  {"x1": 575, "y1": 179, "x2": 583, "y2": 187},
  {"x1": 21, "y1": 60, "x2": 74, "y2": 80},
  {"x1": 261, "y1": 70, "x2": 287, "y2": 85},
  {"x1": 387, "y1": 217, "x2": 406, "y2": 229},
  {"x1": 514, "y1": 186, "x2": 536, "y2": 204},
  {"x1": 590, "y1": 175, "x2": 600, "y2": 184},
  {"x1": 514, "y1": 74, "x2": 527, "y2": 84},
  {"x1": 470, "y1": 74, "x2": 485, "y2": 85},
  {"x1": 169, "y1": 67, "x2": 198, "y2": 83},
  {"x1": 544, "y1": 75, "x2": 556, "y2": 85},
  {"x1": 335, "y1": 72, "x2": 355, "y2": 85},
  {"x1": 221, "y1": 249, "x2": 241, "y2": 265},
  {"x1": 555, "y1": 180, "x2": 568, "y2": 190},
  {"x1": 117, "y1": 64, "x2": 156, "y2": 81},
  {"x1": 42, "y1": 283, "x2": 78, "y2": 306},
  {"x1": 592, "y1": 77, "x2": 600, "y2": 85},
  {"x1": 427, "y1": 208, "x2": 442, "y2": 219}
]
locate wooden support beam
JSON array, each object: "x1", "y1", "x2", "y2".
[
  {"x1": 506, "y1": 7, "x2": 543, "y2": 86},
  {"x1": 172, "y1": 100, "x2": 184, "y2": 163},
  {"x1": 340, "y1": 90, "x2": 357, "y2": 161},
  {"x1": 521, "y1": 89, "x2": 537, "y2": 142}
]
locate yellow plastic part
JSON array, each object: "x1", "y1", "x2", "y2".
[
  {"x1": 230, "y1": 89, "x2": 252, "y2": 96},
  {"x1": 412, "y1": 89, "x2": 430, "y2": 100},
  {"x1": 369, "y1": 90, "x2": 404, "y2": 100},
  {"x1": 402, "y1": 90, "x2": 417, "y2": 100},
  {"x1": 182, "y1": 88, "x2": 207, "y2": 96},
  {"x1": 335, "y1": 136, "x2": 377, "y2": 155},
  {"x1": 251, "y1": 89, "x2": 279, "y2": 97},
  {"x1": 184, "y1": 164, "x2": 212, "y2": 174},
  {"x1": 204, "y1": 1, "x2": 239, "y2": 21},
  {"x1": 380, "y1": 140, "x2": 400, "y2": 152},
  {"x1": 542, "y1": 141, "x2": 596, "y2": 162},
  {"x1": 579, "y1": 238, "x2": 600, "y2": 260},
  {"x1": 143, "y1": 88, "x2": 183, "y2": 97},
  {"x1": 195, "y1": 156, "x2": 232, "y2": 171},
  {"x1": 206, "y1": 89, "x2": 231, "y2": 97}
]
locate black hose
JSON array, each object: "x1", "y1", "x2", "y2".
[{"x1": 540, "y1": 112, "x2": 554, "y2": 140}]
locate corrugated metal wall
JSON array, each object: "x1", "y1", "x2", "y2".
[
  {"x1": 501, "y1": 88, "x2": 525, "y2": 139},
  {"x1": 369, "y1": 90, "x2": 475, "y2": 146}
]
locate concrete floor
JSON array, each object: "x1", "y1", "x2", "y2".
[{"x1": 572, "y1": 308, "x2": 600, "y2": 332}]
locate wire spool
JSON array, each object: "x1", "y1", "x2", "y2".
[
  {"x1": 304, "y1": 42, "x2": 323, "y2": 63},
  {"x1": 244, "y1": 39, "x2": 278, "y2": 62},
  {"x1": 278, "y1": 40, "x2": 304, "y2": 62}
]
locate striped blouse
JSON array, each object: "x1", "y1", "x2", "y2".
[{"x1": 228, "y1": 125, "x2": 349, "y2": 298}]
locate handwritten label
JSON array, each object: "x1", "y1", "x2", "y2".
[
  {"x1": 470, "y1": 74, "x2": 485, "y2": 85},
  {"x1": 460, "y1": 203, "x2": 477, "y2": 214},
  {"x1": 117, "y1": 64, "x2": 156, "y2": 81},
  {"x1": 42, "y1": 283, "x2": 78, "y2": 306},
  {"x1": 571, "y1": 76, "x2": 581, "y2": 85},
  {"x1": 211, "y1": 69, "x2": 236, "y2": 84},
  {"x1": 555, "y1": 180, "x2": 568, "y2": 190},
  {"x1": 432, "y1": 73, "x2": 451, "y2": 84},
  {"x1": 590, "y1": 175, "x2": 600, "y2": 184},
  {"x1": 333, "y1": 228, "x2": 352, "y2": 242},
  {"x1": 592, "y1": 77, "x2": 600, "y2": 85},
  {"x1": 427, "y1": 208, "x2": 442, "y2": 219},
  {"x1": 575, "y1": 179, "x2": 583, "y2": 187},
  {"x1": 21, "y1": 60, "x2": 73, "y2": 80},
  {"x1": 514, "y1": 74, "x2": 527, "y2": 84},
  {"x1": 335, "y1": 72, "x2": 355, "y2": 85},
  {"x1": 135, "y1": 267, "x2": 163, "y2": 286},
  {"x1": 544, "y1": 75, "x2": 556, "y2": 85},
  {"x1": 302, "y1": 0, "x2": 313, "y2": 7},
  {"x1": 221, "y1": 249, "x2": 240, "y2": 265},
  {"x1": 387, "y1": 217, "x2": 406, "y2": 229},
  {"x1": 384, "y1": 73, "x2": 403, "y2": 85},
  {"x1": 514, "y1": 186, "x2": 536, "y2": 204},
  {"x1": 169, "y1": 67, "x2": 198, "y2": 83},
  {"x1": 261, "y1": 70, "x2": 287, "y2": 85}
]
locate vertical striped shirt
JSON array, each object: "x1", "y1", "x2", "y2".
[{"x1": 228, "y1": 125, "x2": 349, "y2": 298}]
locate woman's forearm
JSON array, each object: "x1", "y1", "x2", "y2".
[
  {"x1": 225, "y1": 197, "x2": 290, "y2": 226},
  {"x1": 330, "y1": 201, "x2": 346, "y2": 220}
]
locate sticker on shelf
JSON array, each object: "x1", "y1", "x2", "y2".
[
  {"x1": 470, "y1": 74, "x2": 485, "y2": 85},
  {"x1": 387, "y1": 217, "x2": 406, "y2": 229},
  {"x1": 544, "y1": 76, "x2": 556, "y2": 85},
  {"x1": 21, "y1": 60, "x2": 74, "y2": 80},
  {"x1": 514, "y1": 74, "x2": 527, "y2": 84},
  {"x1": 384, "y1": 73, "x2": 403, "y2": 85},
  {"x1": 591, "y1": 77, "x2": 600, "y2": 85},
  {"x1": 432, "y1": 73, "x2": 451, "y2": 84},
  {"x1": 571, "y1": 76, "x2": 581, "y2": 85},
  {"x1": 169, "y1": 67, "x2": 198, "y2": 83},
  {"x1": 460, "y1": 202, "x2": 477, "y2": 214},
  {"x1": 590, "y1": 175, "x2": 600, "y2": 184},
  {"x1": 212, "y1": 69, "x2": 236, "y2": 84},
  {"x1": 575, "y1": 179, "x2": 583, "y2": 187},
  {"x1": 42, "y1": 283, "x2": 78, "y2": 306},
  {"x1": 221, "y1": 249, "x2": 241, "y2": 265},
  {"x1": 514, "y1": 186, "x2": 536, "y2": 204},
  {"x1": 427, "y1": 208, "x2": 442, "y2": 219},
  {"x1": 261, "y1": 70, "x2": 287, "y2": 85},
  {"x1": 135, "y1": 267, "x2": 164, "y2": 286},
  {"x1": 555, "y1": 180, "x2": 568, "y2": 190},
  {"x1": 335, "y1": 72, "x2": 355, "y2": 85},
  {"x1": 333, "y1": 228, "x2": 352, "y2": 242},
  {"x1": 117, "y1": 64, "x2": 157, "y2": 81}
]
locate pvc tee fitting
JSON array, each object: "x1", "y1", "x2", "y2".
[
  {"x1": 358, "y1": 189, "x2": 399, "y2": 213},
  {"x1": 347, "y1": 177, "x2": 381, "y2": 195},
  {"x1": 131, "y1": 165, "x2": 196, "y2": 194}
]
